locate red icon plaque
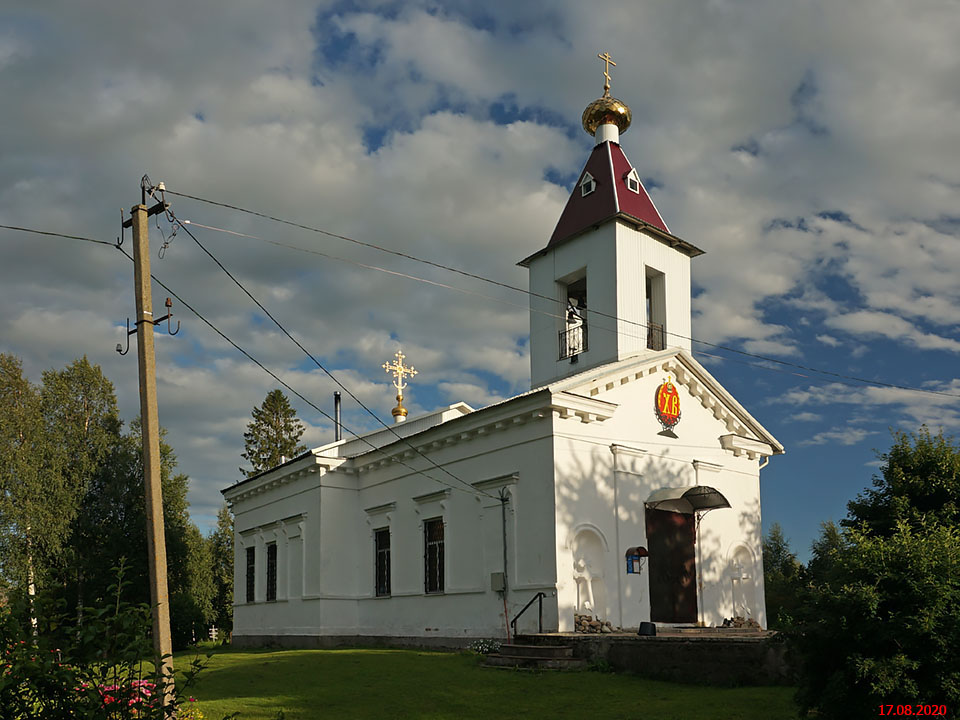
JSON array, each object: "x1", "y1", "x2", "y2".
[{"x1": 655, "y1": 378, "x2": 681, "y2": 431}]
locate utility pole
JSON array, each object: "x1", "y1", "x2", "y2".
[{"x1": 125, "y1": 185, "x2": 175, "y2": 708}]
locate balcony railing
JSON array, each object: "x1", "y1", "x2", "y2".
[
  {"x1": 559, "y1": 324, "x2": 588, "y2": 360},
  {"x1": 647, "y1": 321, "x2": 665, "y2": 351}
]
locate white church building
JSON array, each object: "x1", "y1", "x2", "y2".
[{"x1": 223, "y1": 63, "x2": 784, "y2": 646}]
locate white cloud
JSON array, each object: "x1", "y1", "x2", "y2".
[
  {"x1": 826, "y1": 311, "x2": 960, "y2": 354},
  {"x1": 799, "y1": 427, "x2": 877, "y2": 447},
  {"x1": 436, "y1": 381, "x2": 503, "y2": 408},
  {"x1": 787, "y1": 412, "x2": 822, "y2": 422},
  {"x1": 2, "y1": 0, "x2": 959, "y2": 530},
  {"x1": 780, "y1": 380, "x2": 960, "y2": 434}
]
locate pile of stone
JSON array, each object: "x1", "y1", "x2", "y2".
[
  {"x1": 721, "y1": 616, "x2": 761, "y2": 629},
  {"x1": 574, "y1": 613, "x2": 617, "y2": 633}
]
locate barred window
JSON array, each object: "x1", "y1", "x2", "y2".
[
  {"x1": 424, "y1": 518, "x2": 444, "y2": 594},
  {"x1": 245, "y1": 547, "x2": 255, "y2": 603},
  {"x1": 266, "y1": 543, "x2": 277, "y2": 602},
  {"x1": 375, "y1": 528, "x2": 391, "y2": 597}
]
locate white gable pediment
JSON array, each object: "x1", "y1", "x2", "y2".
[{"x1": 550, "y1": 349, "x2": 783, "y2": 458}]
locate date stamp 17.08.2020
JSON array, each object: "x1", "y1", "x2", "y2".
[{"x1": 878, "y1": 704, "x2": 948, "y2": 717}]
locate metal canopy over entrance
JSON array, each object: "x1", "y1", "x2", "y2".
[{"x1": 645, "y1": 485, "x2": 731, "y2": 514}]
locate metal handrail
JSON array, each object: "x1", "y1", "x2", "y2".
[
  {"x1": 559, "y1": 325, "x2": 588, "y2": 360},
  {"x1": 647, "y1": 321, "x2": 665, "y2": 351},
  {"x1": 510, "y1": 591, "x2": 546, "y2": 637}
]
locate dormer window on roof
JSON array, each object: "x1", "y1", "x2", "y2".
[
  {"x1": 624, "y1": 168, "x2": 641, "y2": 194},
  {"x1": 581, "y1": 172, "x2": 596, "y2": 197}
]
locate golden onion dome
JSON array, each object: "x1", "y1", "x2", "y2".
[{"x1": 582, "y1": 92, "x2": 632, "y2": 136}]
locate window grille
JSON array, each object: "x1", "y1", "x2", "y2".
[
  {"x1": 375, "y1": 528, "x2": 391, "y2": 597},
  {"x1": 245, "y1": 547, "x2": 255, "y2": 603},
  {"x1": 424, "y1": 518, "x2": 444, "y2": 594},
  {"x1": 266, "y1": 543, "x2": 277, "y2": 602}
]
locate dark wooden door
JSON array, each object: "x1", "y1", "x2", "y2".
[{"x1": 645, "y1": 508, "x2": 697, "y2": 623}]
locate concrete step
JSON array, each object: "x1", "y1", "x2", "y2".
[
  {"x1": 498, "y1": 643, "x2": 573, "y2": 659},
  {"x1": 674, "y1": 626, "x2": 764, "y2": 635},
  {"x1": 483, "y1": 654, "x2": 587, "y2": 671}
]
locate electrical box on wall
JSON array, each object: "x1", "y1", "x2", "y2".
[{"x1": 490, "y1": 572, "x2": 505, "y2": 592}]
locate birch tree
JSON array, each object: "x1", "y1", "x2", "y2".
[{"x1": 0, "y1": 354, "x2": 64, "y2": 620}]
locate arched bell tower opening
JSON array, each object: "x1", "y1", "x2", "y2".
[{"x1": 519, "y1": 54, "x2": 704, "y2": 389}]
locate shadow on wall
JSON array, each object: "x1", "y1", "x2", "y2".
[
  {"x1": 695, "y1": 494, "x2": 764, "y2": 627},
  {"x1": 555, "y1": 442, "x2": 687, "y2": 628},
  {"x1": 553, "y1": 440, "x2": 765, "y2": 629}
]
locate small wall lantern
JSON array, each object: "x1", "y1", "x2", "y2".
[{"x1": 625, "y1": 546, "x2": 648, "y2": 574}]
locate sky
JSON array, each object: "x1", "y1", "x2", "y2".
[{"x1": 1, "y1": 0, "x2": 958, "y2": 561}]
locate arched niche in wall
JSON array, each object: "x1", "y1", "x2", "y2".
[
  {"x1": 727, "y1": 543, "x2": 757, "y2": 621},
  {"x1": 569, "y1": 524, "x2": 609, "y2": 621}
]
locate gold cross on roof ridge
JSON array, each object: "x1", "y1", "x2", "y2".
[
  {"x1": 598, "y1": 51, "x2": 616, "y2": 95},
  {"x1": 383, "y1": 350, "x2": 417, "y2": 392}
]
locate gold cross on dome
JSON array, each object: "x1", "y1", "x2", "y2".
[
  {"x1": 382, "y1": 350, "x2": 417, "y2": 392},
  {"x1": 598, "y1": 51, "x2": 616, "y2": 94}
]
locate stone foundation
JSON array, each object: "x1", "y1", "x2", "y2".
[{"x1": 520, "y1": 632, "x2": 791, "y2": 686}]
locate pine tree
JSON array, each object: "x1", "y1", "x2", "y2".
[
  {"x1": 241, "y1": 389, "x2": 307, "y2": 477},
  {"x1": 761, "y1": 522, "x2": 804, "y2": 628}
]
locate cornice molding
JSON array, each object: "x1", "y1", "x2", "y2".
[
  {"x1": 353, "y1": 397, "x2": 555, "y2": 473},
  {"x1": 224, "y1": 457, "x2": 334, "y2": 504},
  {"x1": 719, "y1": 434, "x2": 776, "y2": 460}
]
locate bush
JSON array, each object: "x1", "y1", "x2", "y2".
[
  {"x1": 0, "y1": 564, "x2": 208, "y2": 720},
  {"x1": 790, "y1": 521, "x2": 960, "y2": 719}
]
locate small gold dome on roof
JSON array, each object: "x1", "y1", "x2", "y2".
[
  {"x1": 582, "y1": 94, "x2": 632, "y2": 136},
  {"x1": 582, "y1": 51, "x2": 632, "y2": 137}
]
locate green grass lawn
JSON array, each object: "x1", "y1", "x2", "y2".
[{"x1": 181, "y1": 646, "x2": 799, "y2": 720}]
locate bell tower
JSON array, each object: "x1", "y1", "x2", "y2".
[{"x1": 519, "y1": 53, "x2": 704, "y2": 389}]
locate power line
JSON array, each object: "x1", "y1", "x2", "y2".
[
  {"x1": 0, "y1": 224, "x2": 115, "y2": 246},
  {"x1": 3, "y1": 220, "x2": 960, "y2": 403},
  {"x1": 164, "y1": 188, "x2": 533, "y2": 297},
  {"x1": 158, "y1": 207, "x2": 495, "y2": 499},
  {"x1": 10, "y1": 222, "x2": 957, "y2": 497},
  {"x1": 0, "y1": 222, "x2": 490, "y2": 499},
  {"x1": 180, "y1": 218, "x2": 857, "y2": 387},
  {"x1": 157, "y1": 195, "x2": 960, "y2": 403},
  {"x1": 112, "y1": 242, "x2": 491, "y2": 500},
  {"x1": 180, "y1": 219, "x2": 535, "y2": 315}
]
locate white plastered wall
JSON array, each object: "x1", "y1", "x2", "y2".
[
  {"x1": 228, "y1": 402, "x2": 564, "y2": 641},
  {"x1": 527, "y1": 221, "x2": 693, "y2": 389},
  {"x1": 528, "y1": 223, "x2": 619, "y2": 388},
  {"x1": 615, "y1": 222, "x2": 692, "y2": 356},
  {"x1": 552, "y1": 360, "x2": 768, "y2": 630}
]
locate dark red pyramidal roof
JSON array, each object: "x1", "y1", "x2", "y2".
[{"x1": 548, "y1": 141, "x2": 670, "y2": 247}]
